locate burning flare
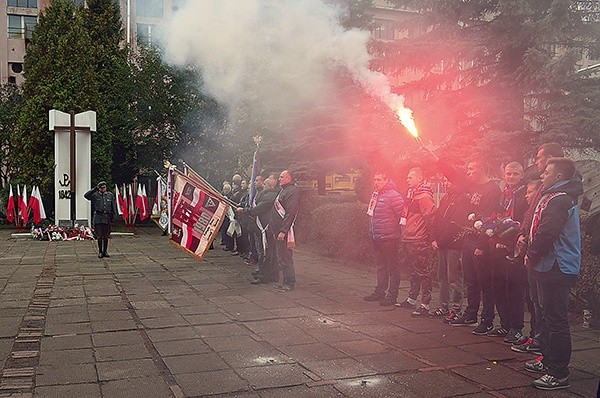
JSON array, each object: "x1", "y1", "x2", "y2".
[{"x1": 395, "y1": 107, "x2": 419, "y2": 140}]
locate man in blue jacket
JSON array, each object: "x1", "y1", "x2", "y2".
[
  {"x1": 525, "y1": 157, "x2": 582, "y2": 391},
  {"x1": 364, "y1": 172, "x2": 405, "y2": 306}
]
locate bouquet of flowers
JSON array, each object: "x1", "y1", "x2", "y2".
[
  {"x1": 468, "y1": 213, "x2": 521, "y2": 241},
  {"x1": 31, "y1": 224, "x2": 95, "y2": 241}
]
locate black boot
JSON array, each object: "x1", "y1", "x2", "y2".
[
  {"x1": 97, "y1": 240, "x2": 103, "y2": 258},
  {"x1": 102, "y1": 239, "x2": 110, "y2": 258}
]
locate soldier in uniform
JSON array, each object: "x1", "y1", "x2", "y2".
[{"x1": 84, "y1": 181, "x2": 118, "y2": 258}]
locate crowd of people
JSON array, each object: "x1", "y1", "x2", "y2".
[
  {"x1": 83, "y1": 141, "x2": 586, "y2": 392},
  {"x1": 218, "y1": 170, "x2": 299, "y2": 293},
  {"x1": 365, "y1": 142, "x2": 583, "y2": 391}
]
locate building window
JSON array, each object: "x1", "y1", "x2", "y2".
[
  {"x1": 137, "y1": 23, "x2": 164, "y2": 47},
  {"x1": 7, "y1": 0, "x2": 38, "y2": 8},
  {"x1": 8, "y1": 14, "x2": 37, "y2": 39},
  {"x1": 137, "y1": 0, "x2": 164, "y2": 18}
]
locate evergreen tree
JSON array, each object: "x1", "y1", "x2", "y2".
[
  {"x1": 84, "y1": 0, "x2": 133, "y2": 183},
  {"x1": 377, "y1": 0, "x2": 600, "y2": 169},
  {"x1": 0, "y1": 84, "x2": 22, "y2": 190},
  {"x1": 13, "y1": 0, "x2": 97, "y2": 195}
]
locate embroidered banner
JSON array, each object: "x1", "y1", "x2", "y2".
[{"x1": 170, "y1": 170, "x2": 228, "y2": 259}]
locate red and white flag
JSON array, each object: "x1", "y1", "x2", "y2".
[
  {"x1": 135, "y1": 183, "x2": 147, "y2": 220},
  {"x1": 120, "y1": 184, "x2": 129, "y2": 221},
  {"x1": 141, "y1": 184, "x2": 150, "y2": 221},
  {"x1": 37, "y1": 187, "x2": 46, "y2": 222},
  {"x1": 6, "y1": 185, "x2": 15, "y2": 223},
  {"x1": 128, "y1": 184, "x2": 135, "y2": 220},
  {"x1": 115, "y1": 185, "x2": 122, "y2": 215},
  {"x1": 20, "y1": 185, "x2": 28, "y2": 225},
  {"x1": 28, "y1": 186, "x2": 41, "y2": 224}
]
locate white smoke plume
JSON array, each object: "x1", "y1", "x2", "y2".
[{"x1": 164, "y1": 0, "x2": 410, "y2": 134}]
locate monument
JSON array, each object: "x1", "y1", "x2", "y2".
[{"x1": 49, "y1": 110, "x2": 96, "y2": 227}]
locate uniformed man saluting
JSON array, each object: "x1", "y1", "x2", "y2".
[{"x1": 84, "y1": 181, "x2": 118, "y2": 258}]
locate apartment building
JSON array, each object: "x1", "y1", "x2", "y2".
[{"x1": 1, "y1": 0, "x2": 183, "y2": 85}]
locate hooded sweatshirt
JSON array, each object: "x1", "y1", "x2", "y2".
[{"x1": 527, "y1": 178, "x2": 583, "y2": 283}]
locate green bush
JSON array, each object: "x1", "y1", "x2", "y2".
[
  {"x1": 297, "y1": 194, "x2": 375, "y2": 264},
  {"x1": 573, "y1": 232, "x2": 600, "y2": 328}
]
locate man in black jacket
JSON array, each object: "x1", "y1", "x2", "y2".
[
  {"x1": 525, "y1": 157, "x2": 582, "y2": 391},
  {"x1": 238, "y1": 176, "x2": 279, "y2": 284},
  {"x1": 430, "y1": 180, "x2": 470, "y2": 322},
  {"x1": 84, "y1": 181, "x2": 118, "y2": 258},
  {"x1": 269, "y1": 170, "x2": 299, "y2": 292}
]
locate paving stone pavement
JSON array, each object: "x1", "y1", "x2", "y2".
[{"x1": 0, "y1": 227, "x2": 598, "y2": 398}]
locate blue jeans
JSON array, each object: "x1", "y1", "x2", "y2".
[
  {"x1": 535, "y1": 269, "x2": 573, "y2": 379},
  {"x1": 372, "y1": 239, "x2": 400, "y2": 299},
  {"x1": 527, "y1": 267, "x2": 544, "y2": 339}
]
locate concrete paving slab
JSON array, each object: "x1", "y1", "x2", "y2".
[
  {"x1": 256, "y1": 329, "x2": 318, "y2": 347},
  {"x1": 91, "y1": 330, "x2": 146, "y2": 347},
  {"x1": 145, "y1": 326, "x2": 199, "y2": 343},
  {"x1": 333, "y1": 375, "x2": 422, "y2": 398},
  {"x1": 34, "y1": 383, "x2": 102, "y2": 398},
  {"x1": 140, "y1": 316, "x2": 189, "y2": 329},
  {"x1": 43, "y1": 322, "x2": 91, "y2": 336},
  {"x1": 390, "y1": 370, "x2": 482, "y2": 396},
  {"x1": 100, "y1": 376, "x2": 173, "y2": 398},
  {"x1": 96, "y1": 358, "x2": 162, "y2": 381},
  {"x1": 94, "y1": 343, "x2": 151, "y2": 361},
  {"x1": 90, "y1": 319, "x2": 138, "y2": 332},
  {"x1": 302, "y1": 357, "x2": 378, "y2": 380},
  {"x1": 458, "y1": 341, "x2": 521, "y2": 361},
  {"x1": 236, "y1": 363, "x2": 311, "y2": 389},
  {"x1": 153, "y1": 339, "x2": 212, "y2": 356},
  {"x1": 450, "y1": 362, "x2": 535, "y2": 389},
  {"x1": 163, "y1": 352, "x2": 229, "y2": 374},
  {"x1": 353, "y1": 350, "x2": 426, "y2": 373},
  {"x1": 407, "y1": 345, "x2": 485, "y2": 366},
  {"x1": 204, "y1": 335, "x2": 268, "y2": 352},
  {"x1": 38, "y1": 348, "x2": 94, "y2": 366},
  {"x1": 259, "y1": 384, "x2": 344, "y2": 398},
  {"x1": 194, "y1": 323, "x2": 248, "y2": 338},
  {"x1": 40, "y1": 334, "x2": 93, "y2": 351},
  {"x1": 218, "y1": 344, "x2": 296, "y2": 369},
  {"x1": 174, "y1": 369, "x2": 249, "y2": 396},
  {"x1": 278, "y1": 343, "x2": 348, "y2": 363},
  {"x1": 35, "y1": 363, "x2": 97, "y2": 386},
  {"x1": 330, "y1": 339, "x2": 390, "y2": 356}
]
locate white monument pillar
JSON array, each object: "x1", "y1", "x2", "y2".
[{"x1": 49, "y1": 110, "x2": 96, "y2": 227}]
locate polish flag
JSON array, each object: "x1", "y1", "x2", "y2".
[
  {"x1": 37, "y1": 187, "x2": 46, "y2": 222},
  {"x1": 119, "y1": 184, "x2": 128, "y2": 221},
  {"x1": 135, "y1": 183, "x2": 144, "y2": 220},
  {"x1": 141, "y1": 184, "x2": 150, "y2": 221},
  {"x1": 115, "y1": 184, "x2": 123, "y2": 218},
  {"x1": 128, "y1": 184, "x2": 135, "y2": 220},
  {"x1": 28, "y1": 186, "x2": 41, "y2": 224},
  {"x1": 19, "y1": 185, "x2": 28, "y2": 225},
  {"x1": 6, "y1": 185, "x2": 15, "y2": 223}
]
